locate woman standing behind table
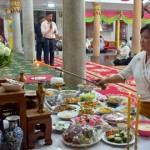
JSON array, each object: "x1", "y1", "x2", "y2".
[{"x1": 93, "y1": 24, "x2": 150, "y2": 118}]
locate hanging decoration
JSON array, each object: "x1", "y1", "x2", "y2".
[
  {"x1": 10, "y1": 0, "x2": 21, "y2": 13},
  {"x1": 0, "y1": 9, "x2": 11, "y2": 19},
  {"x1": 85, "y1": 10, "x2": 150, "y2": 24}
]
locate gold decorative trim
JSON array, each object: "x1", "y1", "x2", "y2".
[
  {"x1": 93, "y1": 2, "x2": 101, "y2": 15},
  {"x1": 10, "y1": 0, "x2": 21, "y2": 13}
]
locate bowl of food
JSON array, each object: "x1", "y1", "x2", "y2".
[
  {"x1": 47, "y1": 89, "x2": 60, "y2": 95},
  {"x1": 131, "y1": 120, "x2": 150, "y2": 137},
  {"x1": 1, "y1": 82, "x2": 24, "y2": 92},
  {"x1": 60, "y1": 90, "x2": 77, "y2": 98},
  {"x1": 45, "y1": 90, "x2": 58, "y2": 106},
  {"x1": 77, "y1": 84, "x2": 94, "y2": 93},
  {"x1": 105, "y1": 97, "x2": 122, "y2": 108}
]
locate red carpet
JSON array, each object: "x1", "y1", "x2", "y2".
[
  {"x1": 54, "y1": 57, "x2": 138, "y2": 105},
  {"x1": 25, "y1": 74, "x2": 54, "y2": 84}
]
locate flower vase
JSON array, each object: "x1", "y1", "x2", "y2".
[{"x1": 5, "y1": 115, "x2": 23, "y2": 150}]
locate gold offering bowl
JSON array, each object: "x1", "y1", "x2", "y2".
[{"x1": 51, "y1": 82, "x2": 65, "y2": 91}]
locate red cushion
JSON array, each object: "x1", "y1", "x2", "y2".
[{"x1": 104, "y1": 41, "x2": 109, "y2": 47}]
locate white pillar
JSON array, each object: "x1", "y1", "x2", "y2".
[
  {"x1": 63, "y1": 0, "x2": 86, "y2": 86},
  {"x1": 12, "y1": 13, "x2": 22, "y2": 52},
  {"x1": 3, "y1": 19, "x2": 9, "y2": 42},
  {"x1": 22, "y1": 0, "x2": 35, "y2": 60}
]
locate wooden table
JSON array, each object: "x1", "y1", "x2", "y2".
[{"x1": 0, "y1": 88, "x2": 27, "y2": 149}]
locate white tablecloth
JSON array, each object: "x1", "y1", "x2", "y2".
[
  {"x1": 34, "y1": 114, "x2": 150, "y2": 150},
  {"x1": 36, "y1": 90, "x2": 150, "y2": 150}
]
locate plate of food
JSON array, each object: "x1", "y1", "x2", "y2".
[
  {"x1": 71, "y1": 114, "x2": 105, "y2": 128},
  {"x1": 99, "y1": 107, "x2": 114, "y2": 115},
  {"x1": 102, "y1": 129, "x2": 135, "y2": 146},
  {"x1": 102, "y1": 112, "x2": 133, "y2": 125},
  {"x1": 62, "y1": 124, "x2": 101, "y2": 147},
  {"x1": 52, "y1": 121, "x2": 71, "y2": 132},
  {"x1": 50, "y1": 104, "x2": 80, "y2": 114},
  {"x1": 57, "y1": 110, "x2": 78, "y2": 120},
  {"x1": 78, "y1": 101, "x2": 102, "y2": 109},
  {"x1": 78, "y1": 108, "x2": 95, "y2": 115},
  {"x1": 63, "y1": 97, "x2": 80, "y2": 104}
]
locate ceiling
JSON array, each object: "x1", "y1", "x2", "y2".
[{"x1": 0, "y1": 0, "x2": 149, "y2": 11}]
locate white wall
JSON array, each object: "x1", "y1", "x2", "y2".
[{"x1": 127, "y1": 24, "x2": 132, "y2": 41}]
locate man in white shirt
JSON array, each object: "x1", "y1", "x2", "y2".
[{"x1": 41, "y1": 13, "x2": 58, "y2": 66}]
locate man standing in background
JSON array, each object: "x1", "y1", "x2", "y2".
[
  {"x1": 41, "y1": 13, "x2": 58, "y2": 66},
  {"x1": 35, "y1": 16, "x2": 45, "y2": 61}
]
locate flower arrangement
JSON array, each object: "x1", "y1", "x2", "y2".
[{"x1": 0, "y1": 42, "x2": 13, "y2": 68}]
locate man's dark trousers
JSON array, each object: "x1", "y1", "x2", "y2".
[{"x1": 44, "y1": 38, "x2": 55, "y2": 66}]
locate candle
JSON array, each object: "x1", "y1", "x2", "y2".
[
  {"x1": 135, "y1": 95, "x2": 141, "y2": 135},
  {"x1": 36, "y1": 63, "x2": 40, "y2": 68},
  {"x1": 127, "y1": 92, "x2": 131, "y2": 128}
]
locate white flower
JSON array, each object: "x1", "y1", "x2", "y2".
[
  {"x1": 0, "y1": 45, "x2": 5, "y2": 55},
  {"x1": 4, "y1": 47, "x2": 11, "y2": 56},
  {"x1": 0, "y1": 42, "x2": 4, "y2": 46}
]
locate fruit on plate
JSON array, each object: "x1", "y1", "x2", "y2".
[
  {"x1": 79, "y1": 109, "x2": 94, "y2": 115},
  {"x1": 62, "y1": 124, "x2": 99, "y2": 144},
  {"x1": 74, "y1": 114, "x2": 103, "y2": 126}
]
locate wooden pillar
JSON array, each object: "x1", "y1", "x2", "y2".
[
  {"x1": 92, "y1": 2, "x2": 101, "y2": 56},
  {"x1": 131, "y1": 0, "x2": 142, "y2": 56}
]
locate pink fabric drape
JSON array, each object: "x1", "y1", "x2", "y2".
[
  {"x1": 86, "y1": 11, "x2": 94, "y2": 17},
  {"x1": 123, "y1": 12, "x2": 133, "y2": 18},
  {"x1": 86, "y1": 10, "x2": 150, "y2": 19},
  {"x1": 144, "y1": 13, "x2": 150, "y2": 19},
  {"x1": 102, "y1": 11, "x2": 120, "y2": 17},
  {"x1": 86, "y1": 10, "x2": 120, "y2": 18}
]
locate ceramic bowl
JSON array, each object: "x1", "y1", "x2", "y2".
[
  {"x1": 105, "y1": 98, "x2": 121, "y2": 108},
  {"x1": 131, "y1": 119, "x2": 150, "y2": 137},
  {"x1": 1, "y1": 82, "x2": 24, "y2": 92},
  {"x1": 60, "y1": 90, "x2": 77, "y2": 98},
  {"x1": 77, "y1": 84, "x2": 94, "y2": 93},
  {"x1": 45, "y1": 94, "x2": 59, "y2": 106}
]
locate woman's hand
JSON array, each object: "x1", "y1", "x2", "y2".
[
  {"x1": 93, "y1": 78, "x2": 106, "y2": 86},
  {"x1": 93, "y1": 78, "x2": 107, "y2": 90}
]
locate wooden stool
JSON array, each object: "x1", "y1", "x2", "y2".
[{"x1": 26, "y1": 108, "x2": 52, "y2": 149}]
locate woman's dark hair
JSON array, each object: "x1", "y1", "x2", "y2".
[
  {"x1": 122, "y1": 39, "x2": 127, "y2": 43},
  {"x1": 130, "y1": 37, "x2": 132, "y2": 40},
  {"x1": 140, "y1": 24, "x2": 150, "y2": 34}
]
